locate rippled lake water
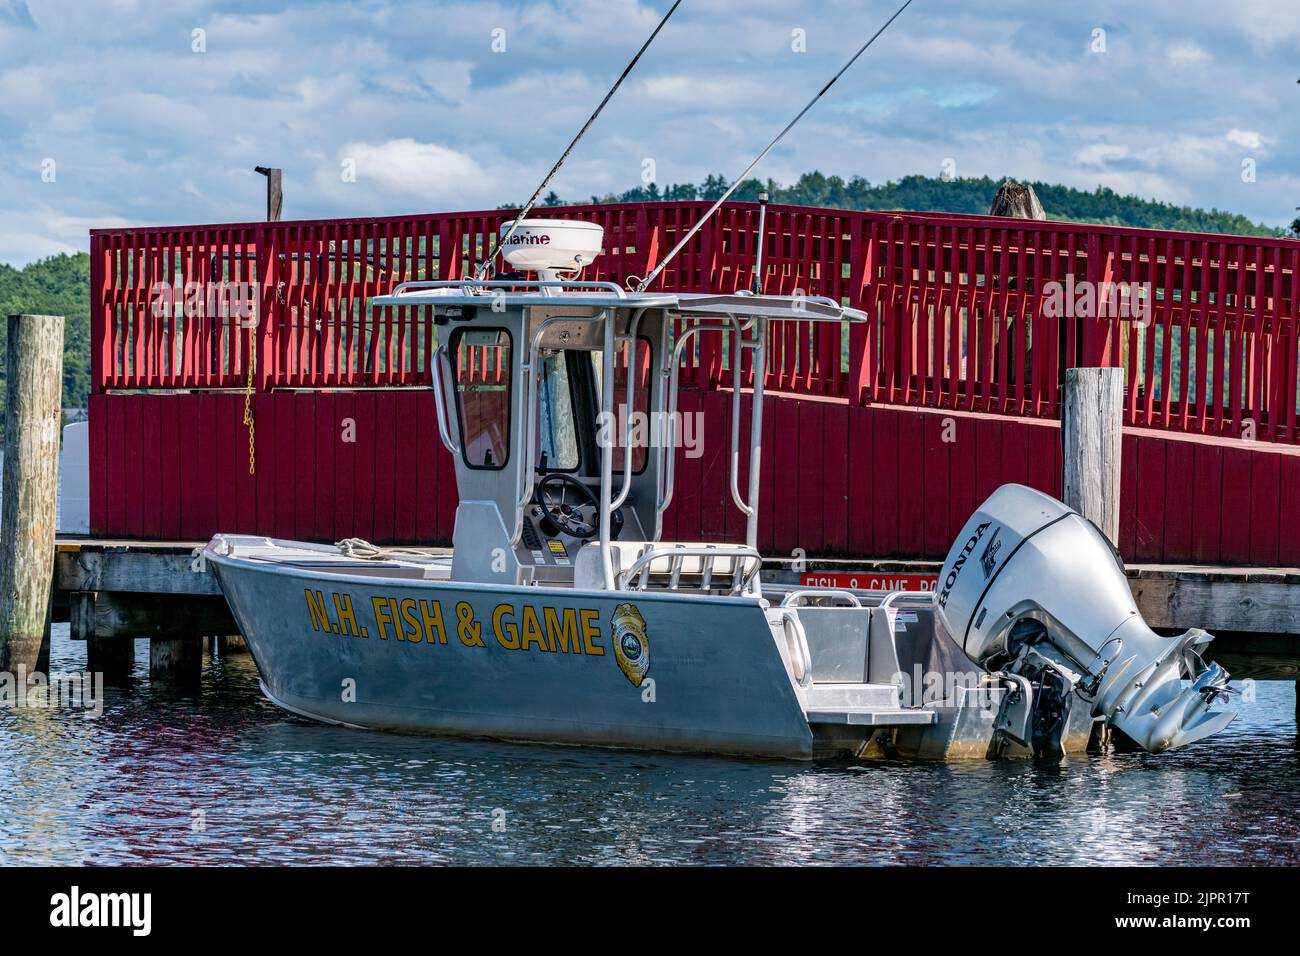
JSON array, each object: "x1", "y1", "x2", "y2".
[{"x1": 1, "y1": 624, "x2": 1296, "y2": 865}]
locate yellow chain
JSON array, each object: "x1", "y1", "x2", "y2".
[{"x1": 243, "y1": 326, "x2": 256, "y2": 475}]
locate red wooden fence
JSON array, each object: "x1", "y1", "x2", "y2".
[
  {"x1": 91, "y1": 201, "x2": 1300, "y2": 442},
  {"x1": 87, "y1": 201, "x2": 1300, "y2": 562}
]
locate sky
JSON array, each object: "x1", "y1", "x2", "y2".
[{"x1": 1, "y1": 0, "x2": 1298, "y2": 266}]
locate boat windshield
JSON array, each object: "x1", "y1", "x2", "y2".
[
  {"x1": 536, "y1": 350, "x2": 579, "y2": 471},
  {"x1": 451, "y1": 328, "x2": 511, "y2": 470}
]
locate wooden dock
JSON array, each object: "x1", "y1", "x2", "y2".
[
  {"x1": 51, "y1": 537, "x2": 1300, "y2": 684},
  {"x1": 54, "y1": 538, "x2": 240, "y2": 680}
]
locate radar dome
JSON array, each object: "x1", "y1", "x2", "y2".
[{"x1": 499, "y1": 219, "x2": 604, "y2": 279}]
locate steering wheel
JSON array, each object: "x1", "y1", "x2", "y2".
[{"x1": 535, "y1": 473, "x2": 621, "y2": 540}]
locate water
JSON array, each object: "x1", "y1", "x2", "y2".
[{"x1": 2, "y1": 625, "x2": 1296, "y2": 866}]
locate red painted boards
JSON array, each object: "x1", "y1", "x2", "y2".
[{"x1": 82, "y1": 390, "x2": 1299, "y2": 568}]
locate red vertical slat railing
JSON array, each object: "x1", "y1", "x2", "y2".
[{"x1": 87, "y1": 201, "x2": 1300, "y2": 445}]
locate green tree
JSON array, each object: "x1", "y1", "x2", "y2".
[{"x1": 0, "y1": 252, "x2": 91, "y2": 433}]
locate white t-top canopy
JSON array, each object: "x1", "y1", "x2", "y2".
[{"x1": 372, "y1": 280, "x2": 868, "y2": 324}]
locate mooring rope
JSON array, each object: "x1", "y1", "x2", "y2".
[{"x1": 334, "y1": 538, "x2": 443, "y2": 562}]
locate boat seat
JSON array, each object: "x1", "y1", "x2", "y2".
[{"x1": 573, "y1": 540, "x2": 762, "y2": 594}]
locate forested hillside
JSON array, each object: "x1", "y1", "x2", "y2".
[
  {"x1": 559, "y1": 172, "x2": 1288, "y2": 238},
  {"x1": 0, "y1": 253, "x2": 90, "y2": 430}
]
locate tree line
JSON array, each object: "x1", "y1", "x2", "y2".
[
  {"x1": 539, "y1": 171, "x2": 1289, "y2": 239},
  {"x1": 0, "y1": 253, "x2": 90, "y2": 435}
]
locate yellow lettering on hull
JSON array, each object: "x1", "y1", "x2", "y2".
[{"x1": 301, "y1": 592, "x2": 615, "y2": 663}]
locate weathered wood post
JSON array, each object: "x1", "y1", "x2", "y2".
[
  {"x1": 75, "y1": 592, "x2": 135, "y2": 681},
  {"x1": 36, "y1": 602, "x2": 51, "y2": 672},
  {"x1": 1061, "y1": 367, "x2": 1124, "y2": 544},
  {"x1": 989, "y1": 181, "x2": 1046, "y2": 390},
  {"x1": 0, "y1": 314, "x2": 63, "y2": 674},
  {"x1": 988, "y1": 179, "x2": 1047, "y2": 220},
  {"x1": 217, "y1": 633, "x2": 248, "y2": 654},
  {"x1": 150, "y1": 638, "x2": 203, "y2": 686},
  {"x1": 1063, "y1": 366, "x2": 1124, "y2": 753},
  {"x1": 254, "y1": 165, "x2": 283, "y2": 221}
]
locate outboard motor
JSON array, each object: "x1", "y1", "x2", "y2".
[{"x1": 936, "y1": 485, "x2": 1236, "y2": 755}]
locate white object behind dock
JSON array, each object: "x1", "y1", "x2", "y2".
[
  {"x1": 0, "y1": 422, "x2": 90, "y2": 533},
  {"x1": 58, "y1": 421, "x2": 90, "y2": 534}
]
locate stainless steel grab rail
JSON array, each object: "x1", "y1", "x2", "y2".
[
  {"x1": 615, "y1": 544, "x2": 762, "y2": 595},
  {"x1": 779, "y1": 589, "x2": 863, "y2": 608}
]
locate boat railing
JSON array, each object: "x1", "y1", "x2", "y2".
[
  {"x1": 616, "y1": 543, "x2": 763, "y2": 595},
  {"x1": 428, "y1": 344, "x2": 457, "y2": 455},
  {"x1": 779, "y1": 589, "x2": 863, "y2": 608},
  {"x1": 880, "y1": 590, "x2": 939, "y2": 608}
]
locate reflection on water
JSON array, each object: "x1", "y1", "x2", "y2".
[{"x1": 1, "y1": 625, "x2": 1297, "y2": 865}]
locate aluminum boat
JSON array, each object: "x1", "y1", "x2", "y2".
[{"x1": 206, "y1": 219, "x2": 1236, "y2": 760}]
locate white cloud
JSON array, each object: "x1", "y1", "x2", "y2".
[
  {"x1": 2, "y1": 0, "x2": 1299, "y2": 266},
  {"x1": 1166, "y1": 41, "x2": 1210, "y2": 66},
  {"x1": 339, "y1": 138, "x2": 481, "y2": 197},
  {"x1": 1225, "y1": 129, "x2": 1263, "y2": 151},
  {"x1": 641, "y1": 74, "x2": 759, "y2": 108},
  {"x1": 1075, "y1": 144, "x2": 1130, "y2": 168}
]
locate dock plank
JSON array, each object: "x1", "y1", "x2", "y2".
[{"x1": 55, "y1": 547, "x2": 221, "y2": 596}]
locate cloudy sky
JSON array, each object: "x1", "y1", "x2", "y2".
[{"x1": 1, "y1": 0, "x2": 1297, "y2": 265}]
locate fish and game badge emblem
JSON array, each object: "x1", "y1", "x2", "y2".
[{"x1": 611, "y1": 603, "x2": 650, "y2": 686}]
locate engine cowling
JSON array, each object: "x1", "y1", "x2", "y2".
[{"x1": 935, "y1": 484, "x2": 1235, "y2": 753}]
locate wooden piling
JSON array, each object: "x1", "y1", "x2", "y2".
[
  {"x1": 73, "y1": 592, "x2": 135, "y2": 681},
  {"x1": 87, "y1": 637, "x2": 135, "y2": 680},
  {"x1": 150, "y1": 637, "x2": 203, "y2": 685},
  {"x1": 988, "y1": 180, "x2": 1047, "y2": 220},
  {"x1": 254, "y1": 165, "x2": 283, "y2": 220},
  {"x1": 36, "y1": 603, "x2": 51, "y2": 672},
  {"x1": 218, "y1": 634, "x2": 248, "y2": 654},
  {"x1": 0, "y1": 314, "x2": 64, "y2": 673},
  {"x1": 1061, "y1": 367, "x2": 1124, "y2": 544}
]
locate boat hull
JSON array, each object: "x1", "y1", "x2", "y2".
[{"x1": 208, "y1": 547, "x2": 817, "y2": 758}]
